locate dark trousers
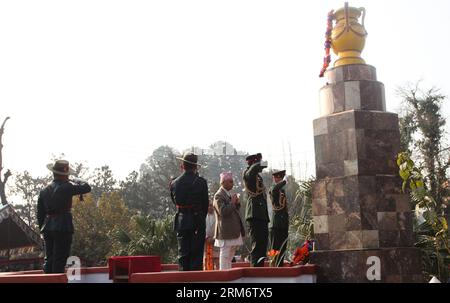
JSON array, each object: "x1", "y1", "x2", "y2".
[
  {"x1": 270, "y1": 227, "x2": 288, "y2": 266},
  {"x1": 247, "y1": 219, "x2": 268, "y2": 267},
  {"x1": 43, "y1": 231, "x2": 73, "y2": 274},
  {"x1": 177, "y1": 228, "x2": 206, "y2": 271}
]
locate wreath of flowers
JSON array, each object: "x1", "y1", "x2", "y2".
[{"x1": 319, "y1": 10, "x2": 334, "y2": 78}]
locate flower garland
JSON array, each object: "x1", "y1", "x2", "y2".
[
  {"x1": 204, "y1": 241, "x2": 214, "y2": 270},
  {"x1": 319, "y1": 10, "x2": 334, "y2": 78}
]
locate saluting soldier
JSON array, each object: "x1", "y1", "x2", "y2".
[
  {"x1": 37, "y1": 160, "x2": 91, "y2": 273},
  {"x1": 269, "y1": 170, "x2": 289, "y2": 267},
  {"x1": 243, "y1": 153, "x2": 269, "y2": 267},
  {"x1": 170, "y1": 152, "x2": 209, "y2": 271}
]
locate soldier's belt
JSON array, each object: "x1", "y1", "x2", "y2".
[
  {"x1": 244, "y1": 182, "x2": 266, "y2": 198},
  {"x1": 245, "y1": 189, "x2": 266, "y2": 198},
  {"x1": 46, "y1": 210, "x2": 71, "y2": 217}
]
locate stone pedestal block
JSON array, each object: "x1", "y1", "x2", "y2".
[
  {"x1": 319, "y1": 81, "x2": 386, "y2": 116},
  {"x1": 311, "y1": 64, "x2": 422, "y2": 282},
  {"x1": 325, "y1": 64, "x2": 377, "y2": 84},
  {"x1": 312, "y1": 175, "x2": 414, "y2": 250},
  {"x1": 310, "y1": 248, "x2": 423, "y2": 283},
  {"x1": 313, "y1": 110, "x2": 401, "y2": 179},
  {"x1": 319, "y1": 65, "x2": 386, "y2": 116}
]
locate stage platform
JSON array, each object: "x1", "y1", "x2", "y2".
[{"x1": 0, "y1": 262, "x2": 317, "y2": 283}]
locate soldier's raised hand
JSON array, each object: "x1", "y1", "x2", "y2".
[{"x1": 71, "y1": 177, "x2": 88, "y2": 184}]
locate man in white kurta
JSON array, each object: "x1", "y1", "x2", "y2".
[{"x1": 213, "y1": 172, "x2": 245, "y2": 270}]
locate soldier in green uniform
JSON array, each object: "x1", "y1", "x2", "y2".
[
  {"x1": 243, "y1": 153, "x2": 269, "y2": 267},
  {"x1": 170, "y1": 153, "x2": 209, "y2": 271},
  {"x1": 269, "y1": 170, "x2": 289, "y2": 267},
  {"x1": 37, "y1": 160, "x2": 92, "y2": 273}
]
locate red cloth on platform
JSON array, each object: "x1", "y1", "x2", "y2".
[{"x1": 108, "y1": 256, "x2": 161, "y2": 280}]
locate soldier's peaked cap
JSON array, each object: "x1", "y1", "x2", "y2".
[
  {"x1": 246, "y1": 153, "x2": 262, "y2": 162},
  {"x1": 272, "y1": 170, "x2": 286, "y2": 178}
]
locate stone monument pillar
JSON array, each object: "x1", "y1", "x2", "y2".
[{"x1": 310, "y1": 3, "x2": 422, "y2": 283}]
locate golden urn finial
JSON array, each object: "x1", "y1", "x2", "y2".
[{"x1": 331, "y1": 2, "x2": 368, "y2": 67}]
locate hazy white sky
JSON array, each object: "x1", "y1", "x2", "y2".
[{"x1": 1, "y1": 0, "x2": 450, "y2": 183}]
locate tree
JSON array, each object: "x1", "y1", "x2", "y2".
[
  {"x1": 0, "y1": 117, "x2": 12, "y2": 205},
  {"x1": 142, "y1": 146, "x2": 180, "y2": 190},
  {"x1": 119, "y1": 171, "x2": 142, "y2": 210},
  {"x1": 140, "y1": 145, "x2": 179, "y2": 216},
  {"x1": 120, "y1": 143, "x2": 249, "y2": 217},
  {"x1": 114, "y1": 214, "x2": 177, "y2": 264},
  {"x1": 397, "y1": 83, "x2": 449, "y2": 208},
  {"x1": 289, "y1": 179, "x2": 314, "y2": 246},
  {"x1": 71, "y1": 194, "x2": 108, "y2": 265},
  {"x1": 397, "y1": 153, "x2": 449, "y2": 281},
  {"x1": 10, "y1": 171, "x2": 50, "y2": 229},
  {"x1": 120, "y1": 146, "x2": 180, "y2": 216},
  {"x1": 90, "y1": 165, "x2": 117, "y2": 200},
  {"x1": 397, "y1": 82, "x2": 450, "y2": 280},
  {"x1": 71, "y1": 161, "x2": 90, "y2": 180},
  {"x1": 98, "y1": 192, "x2": 133, "y2": 255},
  {"x1": 71, "y1": 192, "x2": 132, "y2": 266},
  {"x1": 201, "y1": 141, "x2": 248, "y2": 196}
]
